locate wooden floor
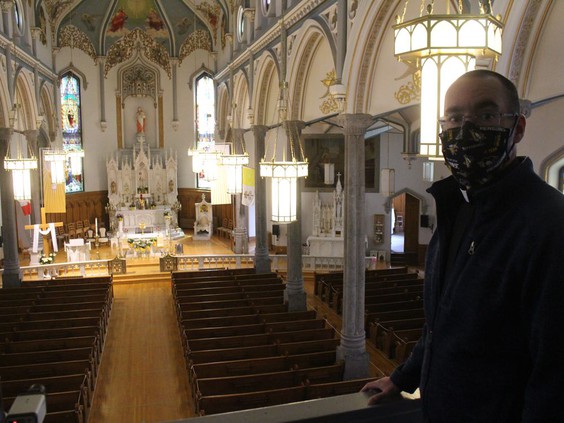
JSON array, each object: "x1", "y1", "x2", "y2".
[{"x1": 64, "y1": 233, "x2": 398, "y2": 423}]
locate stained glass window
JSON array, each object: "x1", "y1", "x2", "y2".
[{"x1": 60, "y1": 72, "x2": 84, "y2": 193}]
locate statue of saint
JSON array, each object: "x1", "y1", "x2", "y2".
[{"x1": 136, "y1": 107, "x2": 146, "y2": 134}]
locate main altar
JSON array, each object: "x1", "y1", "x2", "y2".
[{"x1": 106, "y1": 134, "x2": 181, "y2": 234}]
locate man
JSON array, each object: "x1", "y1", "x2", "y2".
[{"x1": 362, "y1": 70, "x2": 564, "y2": 422}]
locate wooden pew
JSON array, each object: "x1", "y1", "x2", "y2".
[
  {"x1": 369, "y1": 317, "x2": 425, "y2": 348},
  {"x1": 364, "y1": 299, "x2": 424, "y2": 329},
  {"x1": 385, "y1": 328, "x2": 424, "y2": 360},
  {"x1": 0, "y1": 360, "x2": 93, "y2": 391},
  {"x1": 186, "y1": 328, "x2": 335, "y2": 353},
  {"x1": 195, "y1": 363, "x2": 344, "y2": 397},
  {"x1": 190, "y1": 351, "x2": 337, "y2": 379},
  {"x1": 365, "y1": 308, "x2": 425, "y2": 334},
  {"x1": 198, "y1": 385, "x2": 306, "y2": 416},
  {"x1": 2, "y1": 374, "x2": 90, "y2": 407},
  {"x1": 179, "y1": 304, "x2": 288, "y2": 321}
]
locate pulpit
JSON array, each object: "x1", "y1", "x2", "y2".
[{"x1": 194, "y1": 194, "x2": 212, "y2": 240}]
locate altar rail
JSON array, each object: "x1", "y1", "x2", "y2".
[{"x1": 2, "y1": 255, "x2": 381, "y2": 283}]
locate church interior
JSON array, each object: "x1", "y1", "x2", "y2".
[{"x1": 1, "y1": 1, "x2": 563, "y2": 422}]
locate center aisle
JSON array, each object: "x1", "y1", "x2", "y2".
[{"x1": 88, "y1": 278, "x2": 194, "y2": 422}]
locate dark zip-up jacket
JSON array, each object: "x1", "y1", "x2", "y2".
[{"x1": 390, "y1": 157, "x2": 564, "y2": 422}]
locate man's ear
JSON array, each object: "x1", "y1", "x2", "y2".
[{"x1": 513, "y1": 115, "x2": 526, "y2": 144}]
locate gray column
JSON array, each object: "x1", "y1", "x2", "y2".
[
  {"x1": 252, "y1": 125, "x2": 270, "y2": 273},
  {"x1": 0, "y1": 128, "x2": 22, "y2": 288},
  {"x1": 283, "y1": 120, "x2": 306, "y2": 311},
  {"x1": 98, "y1": 56, "x2": 107, "y2": 129},
  {"x1": 336, "y1": 113, "x2": 374, "y2": 378},
  {"x1": 24, "y1": 129, "x2": 40, "y2": 226},
  {"x1": 335, "y1": 0, "x2": 347, "y2": 83}
]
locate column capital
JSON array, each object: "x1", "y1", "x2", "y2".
[
  {"x1": 0, "y1": 0, "x2": 14, "y2": 13},
  {"x1": 337, "y1": 113, "x2": 373, "y2": 136},
  {"x1": 251, "y1": 124, "x2": 268, "y2": 139}
]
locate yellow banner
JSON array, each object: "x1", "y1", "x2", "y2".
[{"x1": 43, "y1": 164, "x2": 67, "y2": 213}]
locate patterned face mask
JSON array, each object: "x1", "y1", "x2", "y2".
[{"x1": 439, "y1": 122, "x2": 514, "y2": 188}]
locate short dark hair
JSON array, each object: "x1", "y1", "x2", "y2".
[{"x1": 458, "y1": 70, "x2": 521, "y2": 114}]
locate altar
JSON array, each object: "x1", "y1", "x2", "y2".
[
  {"x1": 64, "y1": 239, "x2": 91, "y2": 262},
  {"x1": 117, "y1": 207, "x2": 173, "y2": 232},
  {"x1": 307, "y1": 236, "x2": 343, "y2": 257}
]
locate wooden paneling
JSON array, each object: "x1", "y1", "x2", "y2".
[
  {"x1": 46, "y1": 191, "x2": 109, "y2": 228},
  {"x1": 177, "y1": 188, "x2": 233, "y2": 230}
]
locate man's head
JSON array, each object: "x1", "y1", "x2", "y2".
[{"x1": 439, "y1": 70, "x2": 526, "y2": 189}]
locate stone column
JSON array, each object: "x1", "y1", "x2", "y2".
[
  {"x1": 24, "y1": 129, "x2": 40, "y2": 226},
  {"x1": 283, "y1": 120, "x2": 306, "y2": 311},
  {"x1": 0, "y1": 128, "x2": 22, "y2": 288},
  {"x1": 252, "y1": 124, "x2": 270, "y2": 273},
  {"x1": 336, "y1": 113, "x2": 374, "y2": 378}
]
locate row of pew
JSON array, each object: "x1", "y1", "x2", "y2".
[
  {"x1": 0, "y1": 276, "x2": 113, "y2": 423},
  {"x1": 171, "y1": 268, "x2": 381, "y2": 416},
  {"x1": 314, "y1": 267, "x2": 424, "y2": 363}
]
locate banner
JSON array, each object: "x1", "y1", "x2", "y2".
[
  {"x1": 241, "y1": 166, "x2": 255, "y2": 207},
  {"x1": 43, "y1": 162, "x2": 67, "y2": 213}
]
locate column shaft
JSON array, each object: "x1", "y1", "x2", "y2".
[
  {"x1": 252, "y1": 125, "x2": 271, "y2": 273},
  {"x1": 336, "y1": 113, "x2": 374, "y2": 378}
]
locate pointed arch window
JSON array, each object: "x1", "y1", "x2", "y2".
[
  {"x1": 195, "y1": 73, "x2": 216, "y2": 188},
  {"x1": 60, "y1": 72, "x2": 84, "y2": 193}
]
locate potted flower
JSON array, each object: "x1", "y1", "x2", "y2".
[
  {"x1": 116, "y1": 213, "x2": 124, "y2": 222},
  {"x1": 39, "y1": 252, "x2": 56, "y2": 265}
]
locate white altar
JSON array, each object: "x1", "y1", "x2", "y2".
[
  {"x1": 64, "y1": 239, "x2": 91, "y2": 262},
  {"x1": 117, "y1": 207, "x2": 173, "y2": 232},
  {"x1": 307, "y1": 236, "x2": 344, "y2": 256}
]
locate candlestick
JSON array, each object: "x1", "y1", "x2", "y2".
[{"x1": 95, "y1": 218, "x2": 98, "y2": 235}]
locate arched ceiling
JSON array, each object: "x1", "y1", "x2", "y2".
[{"x1": 36, "y1": 0, "x2": 228, "y2": 64}]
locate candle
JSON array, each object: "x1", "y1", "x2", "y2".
[{"x1": 95, "y1": 218, "x2": 98, "y2": 235}]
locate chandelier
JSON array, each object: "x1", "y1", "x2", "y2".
[
  {"x1": 220, "y1": 124, "x2": 249, "y2": 194},
  {"x1": 394, "y1": 0, "x2": 503, "y2": 159},
  {"x1": 260, "y1": 104, "x2": 308, "y2": 223},
  {"x1": 4, "y1": 105, "x2": 38, "y2": 201}
]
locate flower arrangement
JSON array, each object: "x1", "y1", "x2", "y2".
[
  {"x1": 116, "y1": 213, "x2": 124, "y2": 221},
  {"x1": 39, "y1": 252, "x2": 57, "y2": 265},
  {"x1": 127, "y1": 238, "x2": 157, "y2": 250},
  {"x1": 163, "y1": 211, "x2": 172, "y2": 219}
]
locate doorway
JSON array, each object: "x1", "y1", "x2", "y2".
[{"x1": 390, "y1": 192, "x2": 420, "y2": 265}]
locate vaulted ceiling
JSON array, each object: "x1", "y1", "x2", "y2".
[{"x1": 36, "y1": 0, "x2": 228, "y2": 75}]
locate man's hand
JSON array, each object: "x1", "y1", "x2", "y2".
[{"x1": 361, "y1": 377, "x2": 401, "y2": 405}]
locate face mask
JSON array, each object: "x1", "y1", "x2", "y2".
[{"x1": 439, "y1": 122, "x2": 515, "y2": 188}]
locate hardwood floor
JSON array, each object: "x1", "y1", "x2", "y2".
[{"x1": 88, "y1": 280, "x2": 194, "y2": 423}]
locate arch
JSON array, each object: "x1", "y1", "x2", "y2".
[
  {"x1": 383, "y1": 187, "x2": 428, "y2": 215},
  {"x1": 539, "y1": 146, "x2": 564, "y2": 190},
  {"x1": 40, "y1": 84, "x2": 55, "y2": 141},
  {"x1": 15, "y1": 71, "x2": 39, "y2": 131},
  {"x1": 346, "y1": 1, "x2": 397, "y2": 114},
  {"x1": 287, "y1": 22, "x2": 329, "y2": 120},
  {"x1": 58, "y1": 62, "x2": 89, "y2": 90},
  {"x1": 253, "y1": 52, "x2": 279, "y2": 126},
  {"x1": 216, "y1": 82, "x2": 230, "y2": 139},
  {"x1": 232, "y1": 70, "x2": 250, "y2": 129}
]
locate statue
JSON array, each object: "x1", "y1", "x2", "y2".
[{"x1": 136, "y1": 107, "x2": 146, "y2": 134}]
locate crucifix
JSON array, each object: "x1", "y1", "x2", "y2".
[{"x1": 25, "y1": 207, "x2": 64, "y2": 257}]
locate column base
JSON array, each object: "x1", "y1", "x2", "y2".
[
  {"x1": 285, "y1": 289, "x2": 307, "y2": 311},
  {"x1": 1, "y1": 272, "x2": 22, "y2": 288},
  {"x1": 337, "y1": 345, "x2": 370, "y2": 379},
  {"x1": 254, "y1": 250, "x2": 271, "y2": 274}
]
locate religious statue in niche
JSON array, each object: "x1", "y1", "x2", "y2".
[{"x1": 136, "y1": 107, "x2": 146, "y2": 134}]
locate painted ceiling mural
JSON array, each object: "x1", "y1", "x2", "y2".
[{"x1": 36, "y1": 0, "x2": 226, "y2": 75}]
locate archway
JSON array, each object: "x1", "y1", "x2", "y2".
[{"x1": 389, "y1": 192, "x2": 420, "y2": 266}]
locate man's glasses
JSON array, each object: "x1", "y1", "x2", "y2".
[{"x1": 439, "y1": 112, "x2": 519, "y2": 130}]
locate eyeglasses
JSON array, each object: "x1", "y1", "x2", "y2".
[{"x1": 439, "y1": 112, "x2": 519, "y2": 130}]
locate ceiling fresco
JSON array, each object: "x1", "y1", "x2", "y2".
[{"x1": 36, "y1": 0, "x2": 226, "y2": 74}]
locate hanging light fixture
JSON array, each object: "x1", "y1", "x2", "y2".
[
  {"x1": 211, "y1": 164, "x2": 232, "y2": 205},
  {"x1": 394, "y1": 0, "x2": 503, "y2": 159},
  {"x1": 4, "y1": 105, "x2": 38, "y2": 201},
  {"x1": 260, "y1": 103, "x2": 308, "y2": 223},
  {"x1": 44, "y1": 149, "x2": 67, "y2": 184},
  {"x1": 220, "y1": 123, "x2": 249, "y2": 194}
]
